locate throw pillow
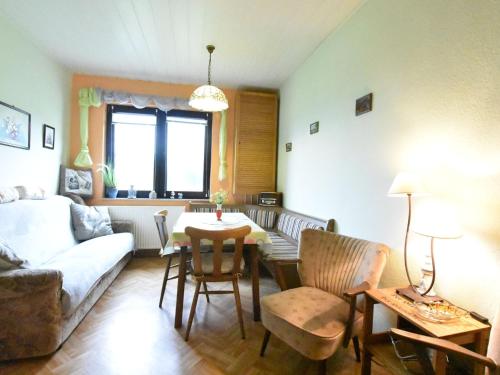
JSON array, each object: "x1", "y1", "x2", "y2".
[
  {"x1": 0, "y1": 187, "x2": 19, "y2": 204},
  {"x1": 70, "y1": 203, "x2": 114, "y2": 241},
  {"x1": 0, "y1": 238, "x2": 28, "y2": 270},
  {"x1": 15, "y1": 186, "x2": 47, "y2": 200}
]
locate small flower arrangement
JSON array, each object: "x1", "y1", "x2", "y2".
[{"x1": 210, "y1": 189, "x2": 228, "y2": 205}]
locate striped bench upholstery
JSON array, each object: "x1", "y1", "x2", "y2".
[
  {"x1": 246, "y1": 208, "x2": 278, "y2": 229},
  {"x1": 261, "y1": 231, "x2": 298, "y2": 260},
  {"x1": 276, "y1": 213, "x2": 323, "y2": 242}
]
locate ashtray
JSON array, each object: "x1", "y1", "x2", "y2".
[{"x1": 413, "y1": 301, "x2": 468, "y2": 323}]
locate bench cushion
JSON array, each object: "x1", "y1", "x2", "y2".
[
  {"x1": 260, "y1": 231, "x2": 298, "y2": 260},
  {"x1": 246, "y1": 208, "x2": 277, "y2": 229},
  {"x1": 276, "y1": 213, "x2": 323, "y2": 242}
]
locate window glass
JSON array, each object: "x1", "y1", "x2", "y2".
[
  {"x1": 166, "y1": 117, "x2": 207, "y2": 192},
  {"x1": 112, "y1": 112, "x2": 156, "y2": 191}
]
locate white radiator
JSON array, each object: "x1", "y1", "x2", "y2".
[{"x1": 108, "y1": 205, "x2": 185, "y2": 249}]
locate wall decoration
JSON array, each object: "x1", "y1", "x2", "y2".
[
  {"x1": 355, "y1": 93, "x2": 373, "y2": 116},
  {"x1": 310, "y1": 121, "x2": 319, "y2": 134},
  {"x1": 43, "y1": 124, "x2": 55, "y2": 149},
  {"x1": 286, "y1": 142, "x2": 292, "y2": 152},
  {"x1": 59, "y1": 166, "x2": 93, "y2": 197},
  {"x1": 0, "y1": 100, "x2": 31, "y2": 150}
]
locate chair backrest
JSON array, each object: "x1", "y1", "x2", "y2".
[
  {"x1": 154, "y1": 209, "x2": 169, "y2": 249},
  {"x1": 298, "y1": 229, "x2": 389, "y2": 309},
  {"x1": 185, "y1": 226, "x2": 251, "y2": 277}
]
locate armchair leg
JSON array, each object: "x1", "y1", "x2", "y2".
[
  {"x1": 260, "y1": 330, "x2": 271, "y2": 357},
  {"x1": 352, "y1": 336, "x2": 361, "y2": 362},
  {"x1": 318, "y1": 359, "x2": 327, "y2": 375},
  {"x1": 159, "y1": 255, "x2": 172, "y2": 308}
]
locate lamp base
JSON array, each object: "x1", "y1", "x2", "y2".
[{"x1": 396, "y1": 286, "x2": 443, "y2": 303}]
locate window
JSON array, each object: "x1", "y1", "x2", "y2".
[{"x1": 106, "y1": 105, "x2": 212, "y2": 199}]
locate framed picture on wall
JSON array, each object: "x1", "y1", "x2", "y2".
[
  {"x1": 0, "y1": 100, "x2": 31, "y2": 150},
  {"x1": 43, "y1": 124, "x2": 55, "y2": 149},
  {"x1": 59, "y1": 165, "x2": 93, "y2": 197}
]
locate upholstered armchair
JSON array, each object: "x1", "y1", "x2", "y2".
[{"x1": 260, "y1": 229, "x2": 390, "y2": 374}]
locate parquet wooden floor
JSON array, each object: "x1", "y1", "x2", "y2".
[{"x1": 0, "y1": 257, "x2": 389, "y2": 375}]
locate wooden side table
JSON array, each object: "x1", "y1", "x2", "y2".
[{"x1": 361, "y1": 287, "x2": 491, "y2": 375}]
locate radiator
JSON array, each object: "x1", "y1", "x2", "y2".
[{"x1": 107, "y1": 205, "x2": 185, "y2": 250}]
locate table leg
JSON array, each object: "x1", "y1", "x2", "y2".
[
  {"x1": 434, "y1": 352, "x2": 447, "y2": 375},
  {"x1": 361, "y1": 294, "x2": 375, "y2": 375},
  {"x1": 174, "y1": 247, "x2": 188, "y2": 328},
  {"x1": 250, "y1": 245, "x2": 260, "y2": 321}
]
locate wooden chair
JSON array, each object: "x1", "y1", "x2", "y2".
[
  {"x1": 154, "y1": 210, "x2": 209, "y2": 308},
  {"x1": 184, "y1": 225, "x2": 252, "y2": 341},
  {"x1": 385, "y1": 306, "x2": 499, "y2": 375},
  {"x1": 259, "y1": 229, "x2": 390, "y2": 375}
]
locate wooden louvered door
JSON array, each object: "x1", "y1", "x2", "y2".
[{"x1": 233, "y1": 91, "x2": 278, "y2": 195}]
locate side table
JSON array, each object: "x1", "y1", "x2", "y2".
[{"x1": 361, "y1": 287, "x2": 491, "y2": 375}]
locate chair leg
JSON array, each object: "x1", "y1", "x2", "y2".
[
  {"x1": 185, "y1": 280, "x2": 201, "y2": 341},
  {"x1": 203, "y1": 281, "x2": 210, "y2": 303},
  {"x1": 159, "y1": 255, "x2": 173, "y2": 308},
  {"x1": 352, "y1": 335, "x2": 361, "y2": 362},
  {"x1": 318, "y1": 359, "x2": 327, "y2": 375},
  {"x1": 232, "y1": 278, "x2": 245, "y2": 339},
  {"x1": 260, "y1": 330, "x2": 271, "y2": 357}
]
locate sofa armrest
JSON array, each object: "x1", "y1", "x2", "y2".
[
  {"x1": 112, "y1": 220, "x2": 134, "y2": 234},
  {"x1": 0, "y1": 268, "x2": 63, "y2": 360}
]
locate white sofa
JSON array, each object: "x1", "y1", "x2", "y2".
[{"x1": 0, "y1": 195, "x2": 134, "y2": 361}]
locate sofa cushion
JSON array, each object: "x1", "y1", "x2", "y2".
[
  {"x1": 40, "y1": 232, "x2": 134, "y2": 317},
  {"x1": 70, "y1": 203, "x2": 113, "y2": 241},
  {"x1": 0, "y1": 196, "x2": 78, "y2": 268},
  {"x1": 260, "y1": 231, "x2": 298, "y2": 260},
  {"x1": 246, "y1": 208, "x2": 277, "y2": 229},
  {"x1": 276, "y1": 213, "x2": 324, "y2": 242},
  {"x1": 261, "y1": 286, "x2": 363, "y2": 360}
]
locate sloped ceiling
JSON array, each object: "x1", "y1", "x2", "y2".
[{"x1": 0, "y1": 0, "x2": 363, "y2": 88}]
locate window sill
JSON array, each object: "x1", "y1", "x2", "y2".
[{"x1": 87, "y1": 198, "x2": 209, "y2": 207}]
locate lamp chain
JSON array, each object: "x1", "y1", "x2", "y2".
[{"x1": 207, "y1": 49, "x2": 212, "y2": 85}]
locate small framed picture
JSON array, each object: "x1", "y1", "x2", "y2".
[
  {"x1": 43, "y1": 124, "x2": 55, "y2": 149},
  {"x1": 356, "y1": 93, "x2": 373, "y2": 116},
  {"x1": 0, "y1": 100, "x2": 31, "y2": 150},
  {"x1": 285, "y1": 142, "x2": 292, "y2": 152},
  {"x1": 310, "y1": 121, "x2": 319, "y2": 134}
]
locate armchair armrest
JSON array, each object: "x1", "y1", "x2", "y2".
[
  {"x1": 111, "y1": 219, "x2": 134, "y2": 234},
  {"x1": 390, "y1": 328, "x2": 497, "y2": 372},
  {"x1": 342, "y1": 281, "x2": 371, "y2": 347},
  {"x1": 271, "y1": 259, "x2": 302, "y2": 291}
]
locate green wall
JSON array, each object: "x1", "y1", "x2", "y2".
[
  {"x1": 0, "y1": 14, "x2": 71, "y2": 192},
  {"x1": 278, "y1": 0, "x2": 500, "y2": 322}
]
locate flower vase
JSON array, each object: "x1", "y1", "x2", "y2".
[
  {"x1": 216, "y1": 204, "x2": 223, "y2": 221},
  {"x1": 105, "y1": 187, "x2": 118, "y2": 198}
]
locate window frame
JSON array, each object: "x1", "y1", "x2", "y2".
[{"x1": 105, "y1": 105, "x2": 212, "y2": 199}]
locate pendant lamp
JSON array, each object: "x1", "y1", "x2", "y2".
[{"x1": 189, "y1": 45, "x2": 228, "y2": 112}]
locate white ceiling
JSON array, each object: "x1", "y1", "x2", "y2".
[{"x1": 0, "y1": 0, "x2": 363, "y2": 89}]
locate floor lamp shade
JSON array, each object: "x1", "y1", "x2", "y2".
[{"x1": 388, "y1": 172, "x2": 425, "y2": 196}]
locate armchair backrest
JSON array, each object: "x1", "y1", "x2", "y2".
[
  {"x1": 487, "y1": 306, "x2": 499, "y2": 374},
  {"x1": 298, "y1": 229, "x2": 389, "y2": 308}
]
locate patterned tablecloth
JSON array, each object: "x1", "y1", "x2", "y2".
[{"x1": 166, "y1": 212, "x2": 272, "y2": 249}]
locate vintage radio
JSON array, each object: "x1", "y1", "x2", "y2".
[{"x1": 258, "y1": 192, "x2": 282, "y2": 207}]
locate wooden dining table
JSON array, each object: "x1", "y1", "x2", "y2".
[{"x1": 164, "y1": 212, "x2": 272, "y2": 328}]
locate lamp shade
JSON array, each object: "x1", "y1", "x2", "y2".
[
  {"x1": 189, "y1": 84, "x2": 229, "y2": 112},
  {"x1": 412, "y1": 199, "x2": 462, "y2": 239},
  {"x1": 388, "y1": 172, "x2": 425, "y2": 196}
]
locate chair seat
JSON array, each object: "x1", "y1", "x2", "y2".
[
  {"x1": 192, "y1": 253, "x2": 245, "y2": 274},
  {"x1": 261, "y1": 286, "x2": 363, "y2": 360}
]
